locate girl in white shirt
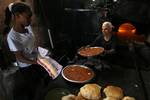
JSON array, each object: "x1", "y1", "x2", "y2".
[{"x1": 4, "y1": 2, "x2": 49, "y2": 100}]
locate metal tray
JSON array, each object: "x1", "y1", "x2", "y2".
[
  {"x1": 78, "y1": 46, "x2": 104, "y2": 57},
  {"x1": 61, "y1": 65, "x2": 95, "y2": 84}
]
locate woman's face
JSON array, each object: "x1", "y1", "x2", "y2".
[
  {"x1": 16, "y1": 12, "x2": 32, "y2": 27},
  {"x1": 102, "y1": 25, "x2": 112, "y2": 36}
]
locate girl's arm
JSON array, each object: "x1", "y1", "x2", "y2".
[{"x1": 13, "y1": 51, "x2": 37, "y2": 64}]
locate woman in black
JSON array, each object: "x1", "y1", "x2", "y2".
[
  {"x1": 91, "y1": 21, "x2": 117, "y2": 53},
  {"x1": 89, "y1": 21, "x2": 118, "y2": 69}
]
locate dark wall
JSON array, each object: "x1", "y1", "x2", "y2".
[
  {"x1": 33, "y1": 0, "x2": 150, "y2": 58},
  {"x1": 111, "y1": 0, "x2": 150, "y2": 35},
  {"x1": 35, "y1": 0, "x2": 150, "y2": 34},
  {"x1": 34, "y1": 0, "x2": 99, "y2": 49}
]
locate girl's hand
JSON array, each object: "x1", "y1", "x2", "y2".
[{"x1": 33, "y1": 59, "x2": 38, "y2": 65}]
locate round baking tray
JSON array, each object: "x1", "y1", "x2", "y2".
[
  {"x1": 78, "y1": 46, "x2": 104, "y2": 57},
  {"x1": 61, "y1": 65, "x2": 95, "y2": 83}
]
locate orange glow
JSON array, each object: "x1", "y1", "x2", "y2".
[
  {"x1": 118, "y1": 23, "x2": 136, "y2": 36},
  {"x1": 117, "y1": 23, "x2": 145, "y2": 42}
]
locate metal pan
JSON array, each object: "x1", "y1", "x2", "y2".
[
  {"x1": 61, "y1": 65, "x2": 95, "y2": 84},
  {"x1": 78, "y1": 46, "x2": 104, "y2": 57}
]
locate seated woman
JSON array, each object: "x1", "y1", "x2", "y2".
[
  {"x1": 90, "y1": 21, "x2": 117, "y2": 54},
  {"x1": 88, "y1": 21, "x2": 118, "y2": 69}
]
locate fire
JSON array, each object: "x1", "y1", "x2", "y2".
[
  {"x1": 117, "y1": 23, "x2": 145, "y2": 42},
  {"x1": 118, "y1": 23, "x2": 136, "y2": 37}
]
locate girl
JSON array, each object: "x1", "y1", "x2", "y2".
[{"x1": 4, "y1": 2, "x2": 49, "y2": 100}]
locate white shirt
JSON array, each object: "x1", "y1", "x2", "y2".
[
  {"x1": 7, "y1": 26, "x2": 36, "y2": 68},
  {"x1": 0, "y1": 34, "x2": 2, "y2": 50}
]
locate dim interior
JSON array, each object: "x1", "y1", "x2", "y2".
[{"x1": 0, "y1": 0, "x2": 150, "y2": 100}]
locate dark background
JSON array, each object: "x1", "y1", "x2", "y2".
[
  {"x1": 33, "y1": 0, "x2": 150, "y2": 58},
  {"x1": 0, "y1": 1, "x2": 150, "y2": 100}
]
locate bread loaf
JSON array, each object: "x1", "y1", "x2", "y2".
[
  {"x1": 103, "y1": 86, "x2": 124, "y2": 99},
  {"x1": 103, "y1": 97, "x2": 118, "y2": 100},
  {"x1": 61, "y1": 94, "x2": 76, "y2": 100},
  {"x1": 122, "y1": 96, "x2": 136, "y2": 100},
  {"x1": 80, "y1": 84, "x2": 101, "y2": 100}
]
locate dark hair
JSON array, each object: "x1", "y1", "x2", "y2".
[{"x1": 3, "y1": 2, "x2": 32, "y2": 34}]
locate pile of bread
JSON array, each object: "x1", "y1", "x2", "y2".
[{"x1": 62, "y1": 84, "x2": 136, "y2": 100}]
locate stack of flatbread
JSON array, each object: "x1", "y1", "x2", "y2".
[{"x1": 37, "y1": 47, "x2": 62, "y2": 79}]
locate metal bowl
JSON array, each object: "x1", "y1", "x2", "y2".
[
  {"x1": 78, "y1": 46, "x2": 104, "y2": 57},
  {"x1": 61, "y1": 65, "x2": 95, "y2": 83}
]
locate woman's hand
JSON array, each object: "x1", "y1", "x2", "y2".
[
  {"x1": 85, "y1": 45, "x2": 90, "y2": 48},
  {"x1": 104, "y1": 49, "x2": 115, "y2": 55},
  {"x1": 101, "y1": 50, "x2": 106, "y2": 56},
  {"x1": 79, "y1": 45, "x2": 91, "y2": 50}
]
